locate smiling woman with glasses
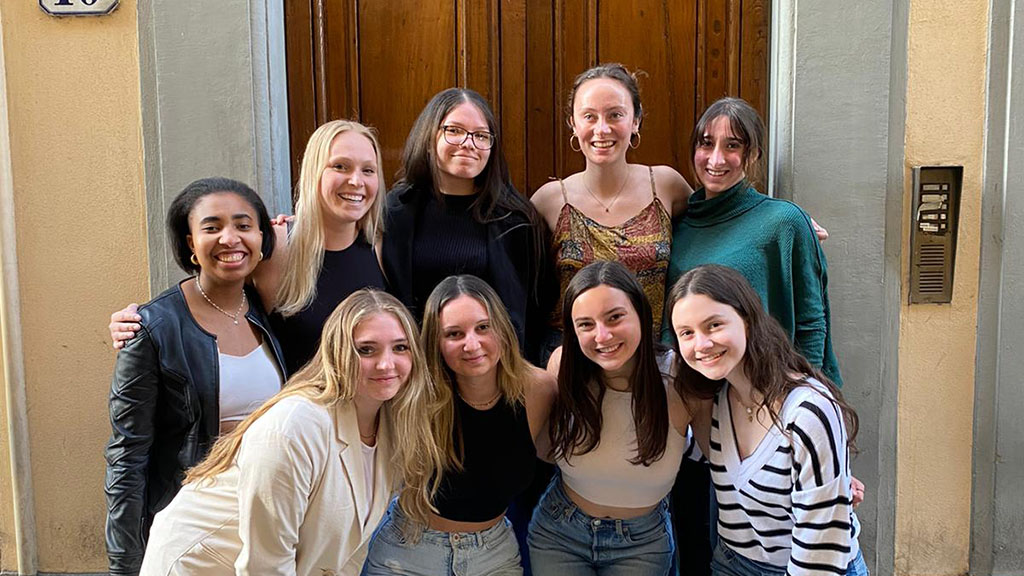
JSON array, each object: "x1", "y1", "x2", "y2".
[{"x1": 381, "y1": 88, "x2": 551, "y2": 366}]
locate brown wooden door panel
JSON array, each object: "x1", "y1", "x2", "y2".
[
  {"x1": 359, "y1": 1, "x2": 457, "y2": 178},
  {"x1": 284, "y1": 0, "x2": 769, "y2": 196}
]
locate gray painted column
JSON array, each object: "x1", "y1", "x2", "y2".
[
  {"x1": 972, "y1": 0, "x2": 1024, "y2": 574},
  {"x1": 772, "y1": 2, "x2": 905, "y2": 575},
  {"x1": 138, "y1": 0, "x2": 291, "y2": 293}
]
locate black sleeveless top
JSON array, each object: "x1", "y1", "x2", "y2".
[
  {"x1": 433, "y1": 395, "x2": 536, "y2": 522},
  {"x1": 270, "y1": 237, "x2": 386, "y2": 374}
]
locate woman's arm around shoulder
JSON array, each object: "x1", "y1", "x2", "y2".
[
  {"x1": 525, "y1": 364, "x2": 558, "y2": 463},
  {"x1": 524, "y1": 365, "x2": 558, "y2": 441},
  {"x1": 784, "y1": 205, "x2": 831, "y2": 369},
  {"x1": 250, "y1": 215, "x2": 291, "y2": 312},
  {"x1": 651, "y1": 165, "x2": 693, "y2": 218},
  {"x1": 234, "y1": 397, "x2": 333, "y2": 575}
]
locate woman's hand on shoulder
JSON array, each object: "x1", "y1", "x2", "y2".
[
  {"x1": 651, "y1": 165, "x2": 693, "y2": 218},
  {"x1": 109, "y1": 304, "x2": 141, "y2": 349},
  {"x1": 530, "y1": 180, "x2": 564, "y2": 232}
]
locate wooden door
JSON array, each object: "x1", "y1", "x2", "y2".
[{"x1": 284, "y1": 0, "x2": 769, "y2": 196}]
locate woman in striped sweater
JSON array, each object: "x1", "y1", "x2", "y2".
[{"x1": 668, "y1": 264, "x2": 866, "y2": 576}]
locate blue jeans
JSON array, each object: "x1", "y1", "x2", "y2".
[
  {"x1": 361, "y1": 503, "x2": 523, "y2": 576},
  {"x1": 710, "y1": 543, "x2": 868, "y2": 576},
  {"x1": 527, "y1": 476, "x2": 674, "y2": 576}
]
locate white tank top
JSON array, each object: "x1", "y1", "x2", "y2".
[
  {"x1": 218, "y1": 339, "x2": 283, "y2": 427},
  {"x1": 557, "y1": 367, "x2": 686, "y2": 508}
]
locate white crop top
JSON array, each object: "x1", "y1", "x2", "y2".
[
  {"x1": 218, "y1": 339, "x2": 283, "y2": 427},
  {"x1": 557, "y1": 362, "x2": 687, "y2": 508}
]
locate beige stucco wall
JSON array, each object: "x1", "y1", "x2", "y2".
[
  {"x1": 1, "y1": 0, "x2": 148, "y2": 570},
  {"x1": 895, "y1": 1, "x2": 988, "y2": 574}
]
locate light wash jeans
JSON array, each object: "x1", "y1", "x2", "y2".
[
  {"x1": 361, "y1": 503, "x2": 523, "y2": 576},
  {"x1": 527, "y1": 475, "x2": 674, "y2": 576},
  {"x1": 710, "y1": 542, "x2": 868, "y2": 576}
]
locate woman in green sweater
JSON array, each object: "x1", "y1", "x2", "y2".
[
  {"x1": 665, "y1": 97, "x2": 843, "y2": 576},
  {"x1": 666, "y1": 97, "x2": 841, "y2": 385}
]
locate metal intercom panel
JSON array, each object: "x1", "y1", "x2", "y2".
[{"x1": 909, "y1": 166, "x2": 962, "y2": 304}]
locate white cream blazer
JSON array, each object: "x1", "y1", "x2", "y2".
[{"x1": 140, "y1": 395, "x2": 394, "y2": 576}]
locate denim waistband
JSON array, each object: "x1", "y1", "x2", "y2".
[
  {"x1": 545, "y1": 477, "x2": 669, "y2": 533},
  {"x1": 391, "y1": 503, "x2": 512, "y2": 549}
]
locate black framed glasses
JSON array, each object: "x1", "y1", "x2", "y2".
[{"x1": 441, "y1": 125, "x2": 495, "y2": 150}]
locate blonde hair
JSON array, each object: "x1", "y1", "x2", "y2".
[
  {"x1": 419, "y1": 275, "x2": 529, "y2": 471},
  {"x1": 185, "y1": 289, "x2": 444, "y2": 530},
  {"x1": 275, "y1": 120, "x2": 387, "y2": 316}
]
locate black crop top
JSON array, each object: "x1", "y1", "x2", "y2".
[
  {"x1": 433, "y1": 394, "x2": 536, "y2": 522},
  {"x1": 270, "y1": 237, "x2": 386, "y2": 374}
]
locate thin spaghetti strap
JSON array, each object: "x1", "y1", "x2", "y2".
[
  {"x1": 558, "y1": 178, "x2": 569, "y2": 204},
  {"x1": 648, "y1": 166, "x2": 656, "y2": 198}
]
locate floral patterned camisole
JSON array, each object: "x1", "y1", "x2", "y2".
[{"x1": 550, "y1": 166, "x2": 672, "y2": 332}]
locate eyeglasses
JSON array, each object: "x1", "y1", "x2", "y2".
[{"x1": 441, "y1": 125, "x2": 495, "y2": 150}]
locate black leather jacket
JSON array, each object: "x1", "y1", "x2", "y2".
[{"x1": 103, "y1": 283, "x2": 285, "y2": 575}]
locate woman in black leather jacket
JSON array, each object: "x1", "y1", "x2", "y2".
[{"x1": 104, "y1": 177, "x2": 284, "y2": 576}]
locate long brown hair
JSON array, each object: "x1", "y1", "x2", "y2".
[
  {"x1": 549, "y1": 260, "x2": 670, "y2": 466},
  {"x1": 185, "y1": 289, "x2": 445, "y2": 527},
  {"x1": 667, "y1": 264, "x2": 858, "y2": 449},
  {"x1": 395, "y1": 88, "x2": 546, "y2": 289},
  {"x1": 420, "y1": 275, "x2": 530, "y2": 471}
]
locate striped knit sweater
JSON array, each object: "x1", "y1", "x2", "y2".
[{"x1": 710, "y1": 379, "x2": 859, "y2": 575}]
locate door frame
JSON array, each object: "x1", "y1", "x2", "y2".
[
  {"x1": 137, "y1": 0, "x2": 292, "y2": 294},
  {"x1": 971, "y1": 0, "x2": 1023, "y2": 573},
  {"x1": 768, "y1": 2, "x2": 905, "y2": 576}
]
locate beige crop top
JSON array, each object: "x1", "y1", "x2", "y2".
[{"x1": 556, "y1": 357, "x2": 688, "y2": 508}]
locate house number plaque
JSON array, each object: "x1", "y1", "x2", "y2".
[{"x1": 39, "y1": 0, "x2": 119, "y2": 16}]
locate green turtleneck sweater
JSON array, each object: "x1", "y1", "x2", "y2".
[{"x1": 666, "y1": 181, "x2": 842, "y2": 386}]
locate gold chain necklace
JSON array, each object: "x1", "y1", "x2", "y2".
[
  {"x1": 582, "y1": 167, "x2": 631, "y2": 213},
  {"x1": 460, "y1": 388, "x2": 502, "y2": 409},
  {"x1": 730, "y1": 387, "x2": 759, "y2": 423},
  {"x1": 359, "y1": 415, "x2": 379, "y2": 443},
  {"x1": 195, "y1": 277, "x2": 246, "y2": 325}
]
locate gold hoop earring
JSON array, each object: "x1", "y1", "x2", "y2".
[
  {"x1": 190, "y1": 253, "x2": 200, "y2": 266},
  {"x1": 629, "y1": 132, "x2": 641, "y2": 149},
  {"x1": 257, "y1": 251, "x2": 264, "y2": 262},
  {"x1": 569, "y1": 133, "x2": 582, "y2": 153}
]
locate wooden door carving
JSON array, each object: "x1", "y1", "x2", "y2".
[{"x1": 285, "y1": 0, "x2": 769, "y2": 196}]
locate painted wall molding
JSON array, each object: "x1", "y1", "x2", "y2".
[
  {"x1": 769, "y1": 2, "x2": 906, "y2": 575},
  {"x1": 0, "y1": 6, "x2": 39, "y2": 574},
  {"x1": 137, "y1": 0, "x2": 291, "y2": 294}
]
